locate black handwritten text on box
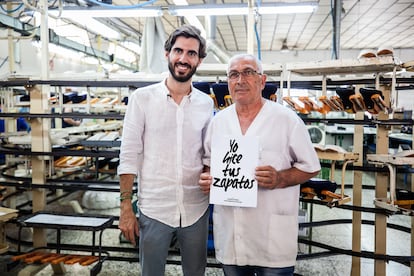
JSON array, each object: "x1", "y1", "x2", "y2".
[{"x1": 213, "y1": 139, "x2": 255, "y2": 192}]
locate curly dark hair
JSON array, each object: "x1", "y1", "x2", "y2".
[{"x1": 164, "y1": 25, "x2": 207, "y2": 59}]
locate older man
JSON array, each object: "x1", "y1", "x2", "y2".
[{"x1": 199, "y1": 53, "x2": 320, "y2": 276}]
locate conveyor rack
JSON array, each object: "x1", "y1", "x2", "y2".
[
  {"x1": 80, "y1": 139, "x2": 121, "y2": 148},
  {"x1": 15, "y1": 211, "x2": 114, "y2": 276}
]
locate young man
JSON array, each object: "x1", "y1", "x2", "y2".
[
  {"x1": 118, "y1": 25, "x2": 214, "y2": 276},
  {"x1": 199, "y1": 54, "x2": 321, "y2": 276}
]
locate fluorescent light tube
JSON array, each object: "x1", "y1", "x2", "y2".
[
  {"x1": 169, "y1": 2, "x2": 318, "y2": 16},
  {"x1": 259, "y1": 4, "x2": 317, "y2": 14},
  {"x1": 69, "y1": 17, "x2": 121, "y2": 39},
  {"x1": 48, "y1": 6, "x2": 163, "y2": 18},
  {"x1": 170, "y1": 4, "x2": 247, "y2": 16}
]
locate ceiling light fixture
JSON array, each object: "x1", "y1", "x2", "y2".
[
  {"x1": 169, "y1": 2, "x2": 318, "y2": 17},
  {"x1": 67, "y1": 17, "x2": 121, "y2": 40},
  {"x1": 171, "y1": 0, "x2": 206, "y2": 38},
  {"x1": 281, "y1": 39, "x2": 290, "y2": 53},
  {"x1": 48, "y1": 6, "x2": 163, "y2": 18}
]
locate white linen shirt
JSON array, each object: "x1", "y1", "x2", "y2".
[
  {"x1": 203, "y1": 100, "x2": 321, "y2": 268},
  {"x1": 118, "y1": 80, "x2": 214, "y2": 228}
]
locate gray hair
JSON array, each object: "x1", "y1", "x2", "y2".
[{"x1": 226, "y1": 54, "x2": 263, "y2": 74}]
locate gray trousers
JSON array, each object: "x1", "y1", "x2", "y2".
[{"x1": 138, "y1": 209, "x2": 210, "y2": 276}]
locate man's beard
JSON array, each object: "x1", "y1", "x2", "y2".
[{"x1": 168, "y1": 61, "x2": 197, "y2": 83}]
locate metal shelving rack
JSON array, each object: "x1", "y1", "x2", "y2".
[
  {"x1": 285, "y1": 56, "x2": 413, "y2": 276},
  {"x1": 0, "y1": 80, "x2": 128, "y2": 274},
  {"x1": 0, "y1": 60, "x2": 412, "y2": 274}
]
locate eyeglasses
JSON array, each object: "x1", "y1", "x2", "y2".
[{"x1": 227, "y1": 69, "x2": 261, "y2": 81}]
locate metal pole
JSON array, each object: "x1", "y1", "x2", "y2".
[
  {"x1": 332, "y1": 0, "x2": 341, "y2": 59},
  {"x1": 247, "y1": 0, "x2": 255, "y2": 54}
]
